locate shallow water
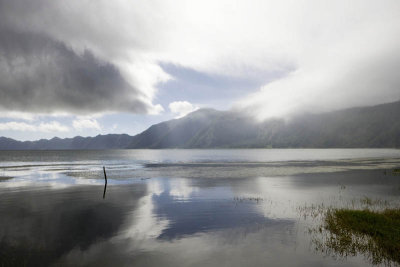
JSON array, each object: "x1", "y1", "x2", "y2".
[{"x1": 0, "y1": 149, "x2": 400, "y2": 266}]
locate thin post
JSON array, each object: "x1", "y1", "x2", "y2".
[{"x1": 103, "y1": 166, "x2": 108, "y2": 199}]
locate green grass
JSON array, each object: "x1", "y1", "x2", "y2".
[{"x1": 323, "y1": 209, "x2": 400, "y2": 265}]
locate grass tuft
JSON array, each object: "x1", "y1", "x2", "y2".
[{"x1": 323, "y1": 208, "x2": 400, "y2": 265}]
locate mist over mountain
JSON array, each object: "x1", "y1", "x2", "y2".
[{"x1": 1, "y1": 101, "x2": 399, "y2": 150}]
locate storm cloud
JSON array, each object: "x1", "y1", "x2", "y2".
[
  {"x1": 0, "y1": 0, "x2": 163, "y2": 115},
  {"x1": 0, "y1": 0, "x2": 399, "y2": 119},
  {"x1": 0, "y1": 29, "x2": 150, "y2": 114}
]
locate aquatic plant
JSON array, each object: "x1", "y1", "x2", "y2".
[
  {"x1": 233, "y1": 196, "x2": 264, "y2": 203},
  {"x1": 314, "y1": 208, "x2": 400, "y2": 266}
]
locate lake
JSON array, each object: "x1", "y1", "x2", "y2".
[{"x1": 1, "y1": 149, "x2": 400, "y2": 266}]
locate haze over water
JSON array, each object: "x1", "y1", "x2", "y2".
[{"x1": 1, "y1": 149, "x2": 400, "y2": 266}]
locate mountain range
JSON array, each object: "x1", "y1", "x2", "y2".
[{"x1": 1, "y1": 100, "x2": 399, "y2": 149}]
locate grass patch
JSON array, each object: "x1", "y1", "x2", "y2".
[{"x1": 321, "y1": 208, "x2": 400, "y2": 265}]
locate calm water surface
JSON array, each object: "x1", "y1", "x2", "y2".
[{"x1": 1, "y1": 149, "x2": 400, "y2": 266}]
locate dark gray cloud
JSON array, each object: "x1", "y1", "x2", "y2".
[
  {"x1": 1, "y1": 0, "x2": 399, "y2": 119},
  {"x1": 0, "y1": 28, "x2": 149, "y2": 114}
]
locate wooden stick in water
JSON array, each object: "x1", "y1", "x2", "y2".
[{"x1": 103, "y1": 166, "x2": 108, "y2": 199}]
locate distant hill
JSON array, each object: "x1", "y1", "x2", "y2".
[
  {"x1": 1, "y1": 101, "x2": 400, "y2": 149},
  {"x1": 0, "y1": 134, "x2": 133, "y2": 150},
  {"x1": 127, "y1": 101, "x2": 400, "y2": 148}
]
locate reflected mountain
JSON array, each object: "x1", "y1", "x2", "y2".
[
  {"x1": 0, "y1": 177, "x2": 295, "y2": 266},
  {"x1": 0, "y1": 184, "x2": 146, "y2": 266},
  {"x1": 1, "y1": 150, "x2": 399, "y2": 266}
]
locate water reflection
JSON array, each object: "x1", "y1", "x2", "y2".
[
  {"x1": 0, "y1": 176, "x2": 301, "y2": 266},
  {"x1": 0, "y1": 184, "x2": 146, "y2": 266},
  {"x1": 150, "y1": 179, "x2": 291, "y2": 240},
  {"x1": 1, "y1": 149, "x2": 400, "y2": 266}
]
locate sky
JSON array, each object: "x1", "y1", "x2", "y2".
[{"x1": 0, "y1": 0, "x2": 399, "y2": 140}]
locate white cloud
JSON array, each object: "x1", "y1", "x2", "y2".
[
  {"x1": 169, "y1": 101, "x2": 199, "y2": 118},
  {"x1": 72, "y1": 118, "x2": 101, "y2": 131},
  {"x1": 1, "y1": 0, "x2": 400, "y2": 119},
  {"x1": 0, "y1": 121, "x2": 69, "y2": 132},
  {"x1": 148, "y1": 104, "x2": 165, "y2": 115},
  {"x1": 0, "y1": 112, "x2": 36, "y2": 121},
  {"x1": 38, "y1": 121, "x2": 70, "y2": 132},
  {"x1": 233, "y1": 1, "x2": 400, "y2": 120},
  {"x1": 0, "y1": 122, "x2": 36, "y2": 132}
]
